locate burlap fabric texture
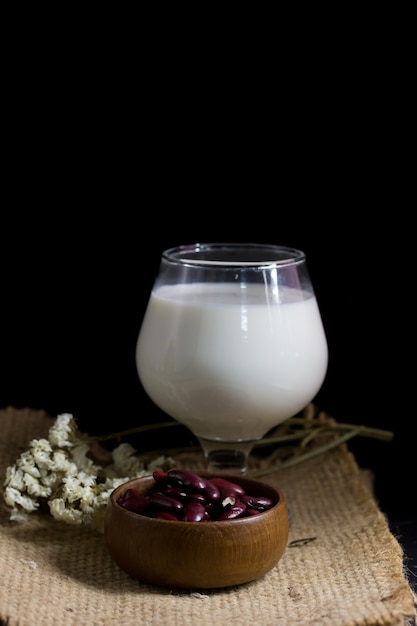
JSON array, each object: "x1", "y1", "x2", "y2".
[{"x1": 1, "y1": 407, "x2": 416, "y2": 626}]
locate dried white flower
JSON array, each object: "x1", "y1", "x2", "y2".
[
  {"x1": 61, "y1": 473, "x2": 96, "y2": 503},
  {"x1": 70, "y1": 443, "x2": 100, "y2": 474},
  {"x1": 3, "y1": 412, "x2": 176, "y2": 532},
  {"x1": 30, "y1": 439, "x2": 54, "y2": 467},
  {"x1": 50, "y1": 449, "x2": 76, "y2": 473},
  {"x1": 4, "y1": 487, "x2": 39, "y2": 512},
  {"x1": 111, "y1": 443, "x2": 145, "y2": 477},
  {"x1": 4, "y1": 465, "x2": 25, "y2": 491},
  {"x1": 49, "y1": 498, "x2": 84, "y2": 525},
  {"x1": 10, "y1": 508, "x2": 31, "y2": 522},
  {"x1": 48, "y1": 413, "x2": 77, "y2": 448},
  {"x1": 17, "y1": 450, "x2": 42, "y2": 478},
  {"x1": 23, "y1": 473, "x2": 51, "y2": 498},
  {"x1": 148, "y1": 455, "x2": 176, "y2": 472}
]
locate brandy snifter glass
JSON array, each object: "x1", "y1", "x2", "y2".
[{"x1": 136, "y1": 243, "x2": 328, "y2": 473}]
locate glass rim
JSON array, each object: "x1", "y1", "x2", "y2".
[{"x1": 162, "y1": 243, "x2": 306, "y2": 269}]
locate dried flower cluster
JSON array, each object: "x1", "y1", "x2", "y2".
[{"x1": 3, "y1": 413, "x2": 175, "y2": 531}]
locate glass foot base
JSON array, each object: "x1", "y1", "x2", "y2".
[
  {"x1": 206, "y1": 449, "x2": 248, "y2": 473},
  {"x1": 197, "y1": 437, "x2": 256, "y2": 474}
]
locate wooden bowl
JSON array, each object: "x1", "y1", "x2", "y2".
[{"x1": 104, "y1": 471, "x2": 289, "y2": 589}]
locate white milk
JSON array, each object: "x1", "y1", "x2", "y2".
[{"x1": 136, "y1": 282, "x2": 328, "y2": 442}]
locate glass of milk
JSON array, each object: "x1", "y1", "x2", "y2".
[{"x1": 136, "y1": 243, "x2": 328, "y2": 473}]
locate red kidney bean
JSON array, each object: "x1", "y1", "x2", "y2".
[
  {"x1": 167, "y1": 469, "x2": 208, "y2": 491},
  {"x1": 219, "y1": 487, "x2": 239, "y2": 507},
  {"x1": 204, "y1": 500, "x2": 215, "y2": 512},
  {"x1": 244, "y1": 508, "x2": 261, "y2": 516},
  {"x1": 241, "y1": 495, "x2": 273, "y2": 511},
  {"x1": 199, "y1": 478, "x2": 220, "y2": 502},
  {"x1": 152, "y1": 470, "x2": 169, "y2": 485},
  {"x1": 163, "y1": 486, "x2": 187, "y2": 497},
  {"x1": 217, "y1": 501, "x2": 247, "y2": 520},
  {"x1": 183, "y1": 501, "x2": 206, "y2": 522},
  {"x1": 207, "y1": 477, "x2": 246, "y2": 496},
  {"x1": 149, "y1": 493, "x2": 184, "y2": 514},
  {"x1": 164, "y1": 486, "x2": 206, "y2": 504},
  {"x1": 118, "y1": 488, "x2": 150, "y2": 514},
  {"x1": 153, "y1": 511, "x2": 179, "y2": 521}
]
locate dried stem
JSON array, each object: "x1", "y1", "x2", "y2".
[
  {"x1": 247, "y1": 428, "x2": 362, "y2": 478},
  {"x1": 78, "y1": 421, "x2": 179, "y2": 445},
  {"x1": 77, "y1": 410, "x2": 394, "y2": 477}
]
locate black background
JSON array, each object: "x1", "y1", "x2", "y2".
[{"x1": 0, "y1": 44, "x2": 413, "y2": 526}]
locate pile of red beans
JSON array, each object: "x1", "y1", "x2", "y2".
[{"x1": 117, "y1": 469, "x2": 274, "y2": 522}]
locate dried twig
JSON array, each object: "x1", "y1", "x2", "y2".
[{"x1": 77, "y1": 405, "x2": 394, "y2": 478}]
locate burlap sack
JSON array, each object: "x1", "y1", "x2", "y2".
[{"x1": 1, "y1": 407, "x2": 416, "y2": 626}]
